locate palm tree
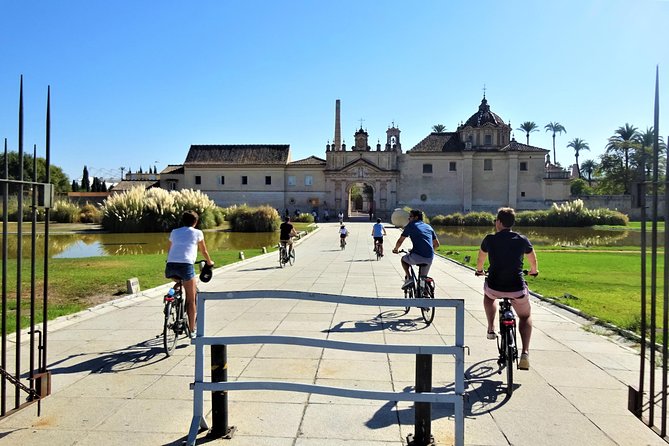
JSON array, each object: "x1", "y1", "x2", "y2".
[
  {"x1": 580, "y1": 159, "x2": 597, "y2": 186},
  {"x1": 517, "y1": 121, "x2": 538, "y2": 145},
  {"x1": 634, "y1": 127, "x2": 667, "y2": 178},
  {"x1": 544, "y1": 122, "x2": 566, "y2": 165},
  {"x1": 432, "y1": 124, "x2": 446, "y2": 133},
  {"x1": 606, "y1": 123, "x2": 639, "y2": 194},
  {"x1": 566, "y1": 138, "x2": 589, "y2": 177}
]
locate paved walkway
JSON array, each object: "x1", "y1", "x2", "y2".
[{"x1": 0, "y1": 222, "x2": 663, "y2": 445}]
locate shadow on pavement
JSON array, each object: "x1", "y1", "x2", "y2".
[
  {"x1": 48, "y1": 337, "x2": 171, "y2": 375},
  {"x1": 365, "y1": 360, "x2": 514, "y2": 429},
  {"x1": 323, "y1": 310, "x2": 429, "y2": 333}
]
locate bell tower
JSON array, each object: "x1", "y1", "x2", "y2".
[{"x1": 386, "y1": 123, "x2": 401, "y2": 151}]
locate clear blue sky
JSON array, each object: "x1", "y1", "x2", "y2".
[{"x1": 1, "y1": 0, "x2": 668, "y2": 182}]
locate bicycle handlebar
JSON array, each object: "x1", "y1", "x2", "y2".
[{"x1": 475, "y1": 269, "x2": 538, "y2": 277}]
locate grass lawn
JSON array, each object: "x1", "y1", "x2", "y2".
[
  {"x1": 438, "y1": 244, "x2": 660, "y2": 333},
  {"x1": 4, "y1": 222, "x2": 317, "y2": 333}
]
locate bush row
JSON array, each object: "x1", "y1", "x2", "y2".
[
  {"x1": 0, "y1": 196, "x2": 103, "y2": 224},
  {"x1": 225, "y1": 204, "x2": 281, "y2": 232},
  {"x1": 101, "y1": 187, "x2": 224, "y2": 232},
  {"x1": 429, "y1": 200, "x2": 629, "y2": 227}
]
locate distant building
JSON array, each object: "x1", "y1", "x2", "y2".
[{"x1": 160, "y1": 97, "x2": 571, "y2": 217}]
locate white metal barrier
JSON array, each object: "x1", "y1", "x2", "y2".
[{"x1": 186, "y1": 291, "x2": 466, "y2": 446}]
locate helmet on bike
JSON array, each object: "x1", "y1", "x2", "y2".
[{"x1": 199, "y1": 263, "x2": 213, "y2": 282}]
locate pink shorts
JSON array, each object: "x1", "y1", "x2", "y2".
[{"x1": 484, "y1": 281, "x2": 531, "y2": 316}]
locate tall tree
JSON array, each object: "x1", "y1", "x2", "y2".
[
  {"x1": 634, "y1": 127, "x2": 667, "y2": 178},
  {"x1": 71, "y1": 179, "x2": 79, "y2": 192},
  {"x1": 431, "y1": 124, "x2": 446, "y2": 133},
  {"x1": 82, "y1": 165, "x2": 91, "y2": 192},
  {"x1": 566, "y1": 138, "x2": 590, "y2": 176},
  {"x1": 544, "y1": 122, "x2": 566, "y2": 165},
  {"x1": 606, "y1": 123, "x2": 639, "y2": 194},
  {"x1": 580, "y1": 159, "x2": 597, "y2": 186},
  {"x1": 517, "y1": 121, "x2": 538, "y2": 145}
]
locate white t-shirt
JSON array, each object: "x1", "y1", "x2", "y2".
[
  {"x1": 167, "y1": 226, "x2": 204, "y2": 264},
  {"x1": 339, "y1": 227, "x2": 348, "y2": 236}
]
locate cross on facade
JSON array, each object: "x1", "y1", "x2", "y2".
[
  {"x1": 358, "y1": 118, "x2": 365, "y2": 128},
  {"x1": 483, "y1": 84, "x2": 487, "y2": 98}
]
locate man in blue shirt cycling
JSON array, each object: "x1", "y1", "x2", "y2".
[
  {"x1": 371, "y1": 218, "x2": 387, "y2": 256},
  {"x1": 392, "y1": 209, "x2": 440, "y2": 289}
]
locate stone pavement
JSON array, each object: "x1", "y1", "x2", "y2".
[{"x1": 0, "y1": 222, "x2": 663, "y2": 445}]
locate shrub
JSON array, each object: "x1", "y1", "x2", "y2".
[
  {"x1": 79, "y1": 203, "x2": 102, "y2": 223},
  {"x1": 228, "y1": 205, "x2": 281, "y2": 231},
  {"x1": 101, "y1": 187, "x2": 220, "y2": 232},
  {"x1": 52, "y1": 200, "x2": 80, "y2": 223},
  {"x1": 430, "y1": 214, "x2": 446, "y2": 226},
  {"x1": 293, "y1": 212, "x2": 315, "y2": 223},
  {"x1": 442, "y1": 212, "x2": 465, "y2": 226},
  {"x1": 462, "y1": 211, "x2": 494, "y2": 226}
]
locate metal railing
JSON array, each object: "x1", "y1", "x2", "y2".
[
  {"x1": 1, "y1": 77, "x2": 53, "y2": 420},
  {"x1": 186, "y1": 291, "x2": 466, "y2": 446}
]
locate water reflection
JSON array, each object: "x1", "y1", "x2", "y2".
[
  {"x1": 2, "y1": 230, "x2": 282, "y2": 259},
  {"x1": 0, "y1": 226, "x2": 660, "y2": 259}
]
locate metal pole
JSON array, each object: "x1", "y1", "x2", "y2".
[
  {"x1": 209, "y1": 345, "x2": 235, "y2": 439},
  {"x1": 1, "y1": 138, "x2": 8, "y2": 416},
  {"x1": 410, "y1": 354, "x2": 433, "y2": 445},
  {"x1": 29, "y1": 145, "x2": 37, "y2": 400},
  {"x1": 42, "y1": 86, "x2": 50, "y2": 378},
  {"x1": 15, "y1": 75, "x2": 24, "y2": 409}
]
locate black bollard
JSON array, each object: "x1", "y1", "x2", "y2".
[
  {"x1": 208, "y1": 345, "x2": 236, "y2": 439},
  {"x1": 408, "y1": 354, "x2": 434, "y2": 445}
]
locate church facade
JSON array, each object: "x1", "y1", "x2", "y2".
[{"x1": 159, "y1": 97, "x2": 570, "y2": 218}]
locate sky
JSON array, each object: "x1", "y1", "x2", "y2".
[{"x1": 1, "y1": 0, "x2": 668, "y2": 183}]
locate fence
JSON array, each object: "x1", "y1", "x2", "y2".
[{"x1": 186, "y1": 290, "x2": 466, "y2": 446}]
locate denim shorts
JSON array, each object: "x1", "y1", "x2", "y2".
[{"x1": 165, "y1": 262, "x2": 195, "y2": 281}]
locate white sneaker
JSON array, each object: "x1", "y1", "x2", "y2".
[
  {"x1": 519, "y1": 353, "x2": 530, "y2": 370},
  {"x1": 190, "y1": 330, "x2": 197, "y2": 339},
  {"x1": 402, "y1": 277, "x2": 414, "y2": 289}
]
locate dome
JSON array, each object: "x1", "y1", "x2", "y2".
[{"x1": 463, "y1": 97, "x2": 506, "y2": 128}]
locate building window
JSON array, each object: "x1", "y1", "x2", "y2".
[
  {"x1": 265, "y1": 176, "x2": 271, "y2": 185},
  {"x1": 484, "y1": 134, "x2": 492, "y2": 145},
  {"x1": 520, "y1": 162, "x2": 528, "y2": 171},
  {"x1": 287, "y1": 175, "x2": 296, "y2": 186},
  {"x1": 521, "y1": 191, "x2": 526, "y2": 197},
  {"x1": 449, "y1": 162, "x2": 457, "y2": 172},
  {"x1": 168, "y1": 181, "x2": 177, "y2": 191},
  {"x1": 241, "y1": 176, "x2": 248, "y2": 185},
  {"x1": 423, "y1": 164, "x2": 433, "y2": 174},
  {"x1": 220, "y1": 176, "x2": 225, "y2": 185},
  {"x1": 484, "y1": 159, "x2": 493, "y2": 171},
  {"x1": 305, "y1": 175, "x2": 313, "y2": 186},
  {"x1": 195, "y1": 175, "x2": 201, "y2": 185}
]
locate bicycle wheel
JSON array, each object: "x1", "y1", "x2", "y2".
[
  {"x1": 279, "y1": 248, "x2": 285, "y2": 268},
  {"x1": 163, "y1": 302, "x2": 178, "y2": 356},
  {"x1": 420, "y1": 283, "x2": 435, "y2": 325},
  {"x1": 505, "y1": 329, "x2": 515, "y2": 396},
  {"x1": 403, "y1": 286, "x2": 414, "y2": 313},
  {"x1": 376, "y1": 245, "x2": 382, "y2": 261},
  {"x1": 289, "y1": 249, "x2": 295, "y2": 266}
]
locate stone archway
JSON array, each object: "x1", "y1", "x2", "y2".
[{"x1": 346, "y1": 181, "x2": 375, "y2": 219}]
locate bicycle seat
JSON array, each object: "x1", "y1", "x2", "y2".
[{"x1": 167, "y1": 275, "x2": 182, "y2": 281}]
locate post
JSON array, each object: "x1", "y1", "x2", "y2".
[
  {"x1": 408, "y1": 354, "x2": 434, "y2": 445},
  {"x1": 209, "y1": 344, "x2": 235, "y2": 439}
]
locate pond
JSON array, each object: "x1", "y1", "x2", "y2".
[
  {"x1": 0, "y1": 226, "x2": 661, "y2": 259},
  {"x1": 1, "y1": 230, "x2": 281, "y2": 259}
]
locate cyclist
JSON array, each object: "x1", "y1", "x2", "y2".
[
  {"x1": 279, "y1": 216, "x2": 298, "y2": 257},
  {"x1": 165, "y1": 210, "x2": 214, "y2": 336},
  {"x1": 392, "y1": 209, "x2": 440, "y2": 289},
  {"x1": 339, "y1": 224, "x2": 348, "y2": 246},
  {"x1": 476, "y1": 207, "x2": 538, "y2": 370},
  {"x1": 338, "y1": 211, "x2": 344, "y2": 224},
  {"x1": 371, "y1": 218, "x2": 387, "y2": 256}
]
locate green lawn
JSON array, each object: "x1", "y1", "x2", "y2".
[
  {"x1": 4, "y1": 222, "x2": 318, "y2": 334},
  {"x1": 438, "y1": 244, "x2": 659, "y2": 332}
]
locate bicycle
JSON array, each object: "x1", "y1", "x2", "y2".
[
  {"x1": 397, "y1": 250, "x2": 435, "y2": 325},
  {"x1": 340, "y1": 236, "x2": 347, "y2": 250},
  {"x1": 278, "y1": 241, "x2": 295, "y2": 267},
  {"x1": 476, "y1": 269, "x2": 536, "y2": 396},
  {"x1": 163, "y1": 279, "x2": 191, "y2": 356},
  {"x1": 373, "y1": 239, "x2": 383, "y2": 260}
]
